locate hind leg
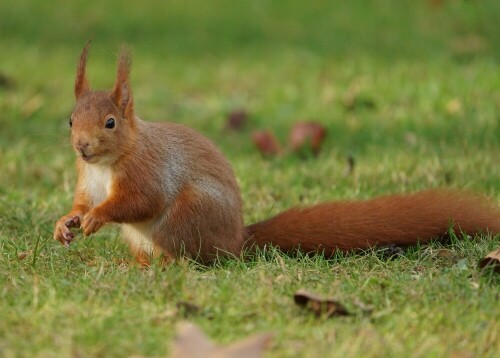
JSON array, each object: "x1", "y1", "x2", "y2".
[
  {"x1": 131, "y1": 248, "x2": 152, "y2": 267},
  {"x1": 152, "y1": 184, "x2": 244, "y2": 263},
  {"x1": 121, "y1": 223, "x2": 171, "y2": 267}
]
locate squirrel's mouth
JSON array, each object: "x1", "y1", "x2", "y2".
[
  {"x1": 81, "y1": 153, "x2": 95, "y2": 162},
  {"x1": 79, "y1": 150, "x2": 96, "y2": 162}
]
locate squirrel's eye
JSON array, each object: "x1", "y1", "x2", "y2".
[
  {"x1": 69, "y1": 118, "x2": 73, "y2": 127},
  {"x1": 105, "y1": 118, "x2": 115, "y2": 129}
]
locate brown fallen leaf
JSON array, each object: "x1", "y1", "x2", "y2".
[
  {"x1": 289, "y1": 121, "x2": 327, "y2": 156},
  {"x1": 478, "y1": 248, "x2": 500, "y2": 274},
  {"x1": 169, "y1": 322, "x2": 272, "y2": 358},
  {"x1": 17, "y1": 250, "x2": 30, "y2": 261},
  {"x1": 226, "y1": 110, "x2": 248, "y2": 131},
  {"x1": 251, "y1": 130, "x2": 281, "y2": 157},
  {"x1": 294, "y1": 289, "x2": 350, "y2": 318}
]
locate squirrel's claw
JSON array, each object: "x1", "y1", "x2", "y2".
[
  {"x1": 82, "y1": 212, "x2": 104, "y2": 236},
  {"x1": 64, "y1": 216, "x2": 81, "y2": 229},
  {"x1": 54, "y1": 223, "x2": 73, "y2": 247},
  {"x1": 54, "y1": 214, "x2": 81, "y2": 247}
]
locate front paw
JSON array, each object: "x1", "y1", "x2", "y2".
[
  {"x1": 82, "y1": 210, "x2": 106, "y2": 236},
  {"x1": 54, "y1": 214, "x2": 81, "y2": 247}
]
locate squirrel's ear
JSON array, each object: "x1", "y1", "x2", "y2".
[
  {"x1": 111, "y1": 46, "x2": 134, "y2": 118},
  {"x1": 75, "y1": 39, "x2": 92, "y2": 100}
]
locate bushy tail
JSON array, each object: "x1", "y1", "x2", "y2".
[{"x1": 245, "y1": 190, "x2": 500, "y2": 255}]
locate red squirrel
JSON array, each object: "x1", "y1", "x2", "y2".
[{"x1": 54, "y1": 43, "x2": 500, "y2": 265}]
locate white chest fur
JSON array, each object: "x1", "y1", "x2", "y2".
[
  {"x1": 82, "y1": 164, "x2": 154, "y2": 255},
  {"x1": 82, "y1": 164, "x2": 113, "y2": 207}
]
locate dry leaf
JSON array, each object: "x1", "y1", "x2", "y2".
[
  {"x1": 169, "y1": 322, "x2": 272, "y2": 358},
  {"x1": 226, "y1": 110, "x2": 248, "y2": 131},
  {"x1": 294, "y1": 289, "x2": 350, "y2": 318},
  {"x1": 478, "y1": 248, "x2": 500, "y2": 273},
  {"x1": 289, "y1": 121, "x2": 327, "y2": 156},
  {"x1": 17, "y1": 250, "x2": 30, "y2": 261},
  {"x1": 251, "y1": 130, "x2": 281, "y2": 157}
]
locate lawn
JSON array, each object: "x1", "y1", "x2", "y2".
[{"x1": 0, "y1": 1, "x2": 499, "y2": 357}]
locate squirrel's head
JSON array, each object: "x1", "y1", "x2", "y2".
[{"x1": 70, "y1": 41, "x2": 136, "y2": 165}]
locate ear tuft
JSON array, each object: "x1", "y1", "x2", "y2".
[
  {"x1": 75, "y1": 39, "x2": 92, "y2": 99},
  {"x1": 116, "y1": 45, "x2": 132, "y2": 84},
  {"x1": 111, "y1": 45, "x2": 134, "y2": 118}
]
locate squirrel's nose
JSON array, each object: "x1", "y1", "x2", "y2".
[{"x1": 76, "y1": 141, "x2": 89, "y2": 151}]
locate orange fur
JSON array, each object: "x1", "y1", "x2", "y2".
[
  {"x1": 74, "y1": 39, "x2": 92, "y2": 99},
  {"x1": 127, "y1": 240, "x2": 168, "y2": 267},
  {"x1": 54, "y1": 43, "x2": 500, "y2": 262},
  {"x1": 133, "y1": 250, "x2": 152, "y2": 267},
  {"x1": 245, "y1": 191, "x2": 500, "y2": 255},
  {"x1": 111, "y1": 46, "x2": 134, "y2": 119}
]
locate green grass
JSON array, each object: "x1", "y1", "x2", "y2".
[{"x1": 1, "y1": 1, "x2": 500, "y2": 357}]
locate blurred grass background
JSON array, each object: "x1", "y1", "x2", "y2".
[
  {"x1": 1, "y1": 1, "x2": 499, "y2": 357},
  {"x1": 1, "y1": 0, "x2": 500, "y2": 58}
]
